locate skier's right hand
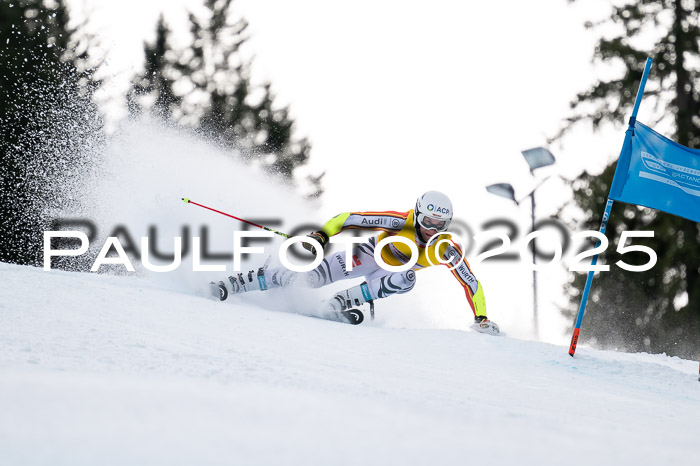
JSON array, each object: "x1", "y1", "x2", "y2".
[
  {"x1": 302, "y1": 231, "x2": 329, "y2": 255},
  {"x1": 471, "y1": 316, "x2": 500, "y2": 336}
]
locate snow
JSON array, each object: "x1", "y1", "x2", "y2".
[
  {"x1": 2, "y1": 118, "x2": 699, "y2": 464},
  {"x1": 1, "y1": 261, "x2": 699, "y2": 466}
]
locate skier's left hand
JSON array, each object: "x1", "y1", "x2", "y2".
[{"x1": 302, "y1": 231, "x2": 329, "y2": 255}]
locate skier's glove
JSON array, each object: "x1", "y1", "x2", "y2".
[
  {"x1": 472, "y1": 315, "x2": 500, "y2": 336},
  {"x1": 302, "y1": 231, "x2": 329, "y2": 255}
]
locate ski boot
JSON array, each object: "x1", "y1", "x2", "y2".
[
  {"x1": 322, "y1": 282, "x2": 374, "y2": 325},
  {"x1": 210, "y1": 257, "x2": 271, "y2": 301}
]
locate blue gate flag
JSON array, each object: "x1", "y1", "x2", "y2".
[{"x1": 609, "y1": 122, "x2": 700, "y2": 223}]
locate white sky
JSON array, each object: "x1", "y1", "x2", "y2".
[{"x1": 68, "y1": 0, "x2": 645, "y2": 343}]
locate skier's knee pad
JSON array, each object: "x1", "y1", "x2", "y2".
[
  {"x1": 374, "y1": 269, "x2": 416, "y2": 298},
  {"x1": 397, "y1": 269, "x2": 416, "y2": 293}
]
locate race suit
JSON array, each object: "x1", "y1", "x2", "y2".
[{"x1": 262, "y1": 209, "x2": 487, "y2": 319}]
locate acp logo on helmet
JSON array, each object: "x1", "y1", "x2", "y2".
[{"x1": 427, "y1": 204, "x2": 450, "y2": 215}]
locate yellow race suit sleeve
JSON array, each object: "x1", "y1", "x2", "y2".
[
  {"x1": 320, "y1": 211, "x2": 410, "y2": 237},
  {"x1": 439, "y1": 240, "x2": 487, "y2": 318}
]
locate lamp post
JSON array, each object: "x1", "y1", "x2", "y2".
[{"x1": 486, "y1": 147, "x2": 555, "y2": 339}]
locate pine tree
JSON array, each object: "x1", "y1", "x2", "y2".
[
  {"x1": 130, "y1": 0, "x2": 319, "y2": 194},
  {"x1": 558, "y1": 0, "x2": 700, "y2": 357},
  {"x1": 0, "y1": 0, "x2": 103, "y2": 266},
  {"x1": 127, "y1": 15, "x2": 181, "y2": 120},
  {"x1": 186, "y1": 0, "x2": 312, "y2": 178},
  {"x1": 557, "y1": 0, "x2": 699, "y2": 146}
]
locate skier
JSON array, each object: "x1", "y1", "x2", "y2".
[{"x1": 212, "y1": 191, "x2": 499, "y2": 335}]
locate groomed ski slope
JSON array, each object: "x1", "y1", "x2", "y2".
[{"x1": 1, "y1": 261, "x2": 699, "y2": 466}]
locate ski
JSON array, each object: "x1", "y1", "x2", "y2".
[
  {"x1": 210, "y1": 281, "x2": 228, "y2": 301},
  {"x1": 305, "y1": 308, "x2": 364, "y2": 325},
  {"x1": 338, "y1": 309, "x2": 364, "y2": 325},
  {"x1": 209, "y1": 281, "x2": 364, "y2": 325}
]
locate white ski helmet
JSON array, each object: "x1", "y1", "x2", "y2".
[{"x1": 414, "y1": 191, "x2": 453, "y2": 232}]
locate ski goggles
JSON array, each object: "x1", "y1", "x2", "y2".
[{"x1": 416, "y1": 214, "x2": 450, "y2": 232}]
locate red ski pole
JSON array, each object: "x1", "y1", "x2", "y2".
[{"x1": 182, "y1": 198, "x2": 292, "y2": 239}]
